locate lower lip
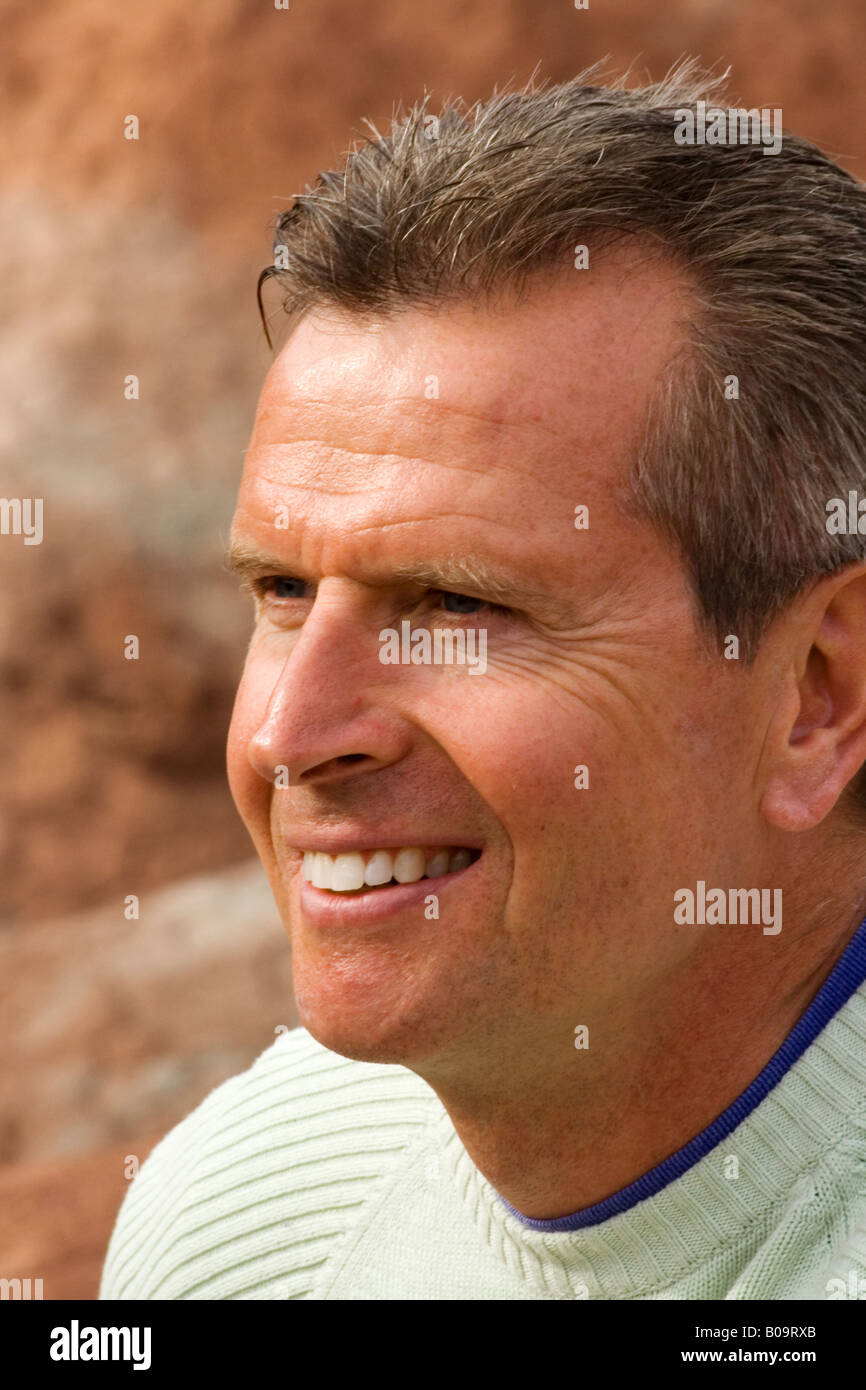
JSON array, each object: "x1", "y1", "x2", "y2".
[{"x1": 297, "y1": 855, "x2": 483, "y2": 927}]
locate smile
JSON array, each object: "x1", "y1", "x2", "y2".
[{"x1": 301, "y1": 846, "x2": 481, "y2": 894}]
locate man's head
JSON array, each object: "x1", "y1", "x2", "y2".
[{"x1": 227, "y1": 62, "x2": 866, "y2": 1081}]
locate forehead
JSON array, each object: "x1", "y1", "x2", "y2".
[
  {"x1": 252, "y1": 247, "x2": 691, "y2": 466},
  {"x1": 234, "y1": 247, "x2": 693, "y2": 595}
]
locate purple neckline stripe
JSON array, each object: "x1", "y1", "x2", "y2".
[{"x1": 498, "y1": 912, "x2": 866, "y2": 1232}]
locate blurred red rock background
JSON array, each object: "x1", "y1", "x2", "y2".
[{"x1": 1, "y1": 0, "x2": 864, "y2": 1299}]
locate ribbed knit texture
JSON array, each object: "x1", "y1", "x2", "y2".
[{"x1": 100, "y1": 984, "x2": 866, "y2": 1300}]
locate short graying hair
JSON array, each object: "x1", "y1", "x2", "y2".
[{"x1": 257, "y1": 59, "x2": 866, "y2": 816}]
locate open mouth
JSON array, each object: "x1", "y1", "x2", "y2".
[{"x1": 301, "y1": 846, "x2": 482, "y2": 895}]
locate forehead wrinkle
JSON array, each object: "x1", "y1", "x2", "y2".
[
  {"x1": 251, "y1": 393, "x2": 574, "y2": 488},
  {"x1": 244, "y1": 440, "x2": 571, "y2": 506},
  {"x1": 271, "y1": 391, "x2": 569, "y2": 442},
  {"x1": 253, "y1": 359, "x2": 613, "y2": 499}
]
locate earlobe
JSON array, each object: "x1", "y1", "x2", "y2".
[
  {"x1": 761, "y1": 736, "x2": 866, "y2": 830},
  {"x1": 760, "y1": 746, "x2": 842, "y2": 833}
]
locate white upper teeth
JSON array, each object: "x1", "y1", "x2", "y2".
[{"x1": 302, "y1": 846, "x2": 474, "y2": 891}]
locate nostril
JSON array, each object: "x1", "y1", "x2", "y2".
[{"x1": 296, "y1": 752, "x2": 378, "y2": 785}]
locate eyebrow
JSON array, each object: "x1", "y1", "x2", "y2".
[{"x1": 225, "y1": 539, "x2": 573, "y2": 623}]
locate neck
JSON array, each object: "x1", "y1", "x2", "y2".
[{"x1": 417, "y1": 900, "x2": 866, "y2": 1221}]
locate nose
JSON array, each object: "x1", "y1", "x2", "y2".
[{"x1": 246, "y1": 584, "x2": 412, "y2": 788}]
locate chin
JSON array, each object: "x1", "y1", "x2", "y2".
[
  {"x1": 296, "y1": 1008, "x2": 431, "y2": 1067},
  {"x1": 292, "y1": 967, "x2": 447, "y2": 1068}
]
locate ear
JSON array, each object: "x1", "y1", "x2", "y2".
[{"x1": 760, "y1": 565, "x2": 866, "y2": 831}]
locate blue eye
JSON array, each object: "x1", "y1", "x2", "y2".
[
  {"x1": 270, "y1": 577, "x2": 307, "y2": 599},
  {"x1": 440, "y1": 591, "x2": 486, "y2": 614}
]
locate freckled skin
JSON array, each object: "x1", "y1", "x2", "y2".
[{"x1": 226, "y1": 245, "x2": 866, "y2": 1217}]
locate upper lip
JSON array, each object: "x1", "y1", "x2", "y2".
[{"x1": 286, "y1": 833, "x2": 482, "y2": 855}]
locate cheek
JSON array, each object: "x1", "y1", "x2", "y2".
[
  {"x1": 456, "y1": 678, "x2": 655, "y2": 865},
  {"x1": 450, "y1": 684, "x2": 601, "y2": 840}
]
